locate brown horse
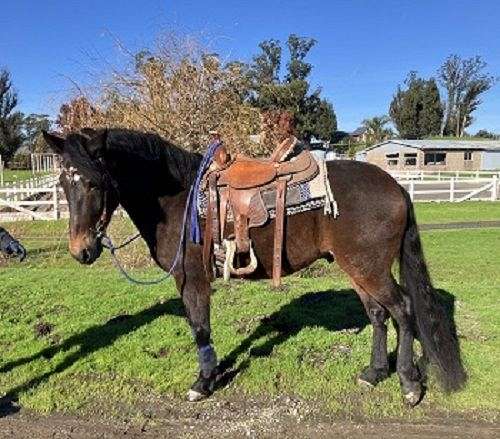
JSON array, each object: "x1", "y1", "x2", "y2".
[{"x1": 42, "y1": 128, "x2": 466, "y2": 406}]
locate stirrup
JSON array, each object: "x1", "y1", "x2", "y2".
[{"x1": 223, "y1": 239, "x2": 258, "y2": 281}]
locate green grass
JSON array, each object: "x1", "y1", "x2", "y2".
[
  {"x1": 414, "y1": 201, "x2": 500, "y2": 224},
  {"x1": 0, "y1": 208, "x2": 498, "y2": 422},
  {"x1": 1, "y1": 169, "x2": 50, "y2": 184}
]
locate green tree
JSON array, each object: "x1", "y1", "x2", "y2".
[
  {"x1": 285, "y1": 34, "x2": 316, "y2": 82},
  {"x1": 23, "y1": 113, "x2": 51, "y2": 152},
  {"x1": 361, "y1": 115, "x2": 393, "y2": 145},
  {"x1": 249, "y1": 39, "x2": 282, "y2": 87},
  {"x1": 0, "y1": 70, "x2": 24, "y2": 163},
  {"x1": 389, "y1": 72, "x2": 442, "y2": 138},
  {"x1": 249, "y1": 35, "x2": 337, "y2": 142},
  {"x1": 438, "y1": 55, "x2": 496, "y2": 137},
  {"x1": 475, "y1": 129, "x2": 497, "y2": 139}
]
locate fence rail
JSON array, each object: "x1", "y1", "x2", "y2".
[
  {"x1": 0, "y1": 172, "x2": 498, "y2": 222},
  {"x1": 0, "y1": 187, "x2": 66, "y2": 221},
  {"x1": 399, "y1": 176, "x2": 499, "y2": 202},
  {"x1": 390, "y1": 170, "x2": 500, "y2": 181},
  {"x1": 0, "y1": 175, "x2": 59, "y2": 201}
]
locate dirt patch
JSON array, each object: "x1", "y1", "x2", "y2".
[
  {"x1": 33, "y1": 321, "x2": 53, "y2": 338},
  {"x1": 0, "y1": 396, "x2": 498, "y2": 438}
]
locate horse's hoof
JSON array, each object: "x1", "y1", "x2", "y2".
[
  {"x1": 187, "y1": 389, "x2": 207, "y2": 402},
  {"x1": 357, "y1": 377, "x2": 375, "y2": 388},
  {"x1": 403, "y1": 389, "x2": 422, "y2": 407},
  {"x1": 358, "y1": 367, "x2": 388, "y2": 388}
]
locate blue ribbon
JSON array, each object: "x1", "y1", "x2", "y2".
[{"x1": 189, "y1": 140, "x2": 222, "y2": 243}]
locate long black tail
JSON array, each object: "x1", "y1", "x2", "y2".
[{"x1": 400, "y1": 192, "x2": 467, "y2": 392}]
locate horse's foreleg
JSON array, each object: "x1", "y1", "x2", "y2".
[
  {"x1": 177, "y1": 275, "x2": 218, "y2": 402},
  {"x1": 351, "y1": 281, "x2": 390, "y2": 387}
]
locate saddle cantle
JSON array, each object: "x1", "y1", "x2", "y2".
[{"x1": 202, "y1": 137, "x2": 319, "y2": 287}]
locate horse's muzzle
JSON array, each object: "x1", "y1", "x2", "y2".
[{"x1": 69, "y1": 234, "x2": 102, "y2": 265}]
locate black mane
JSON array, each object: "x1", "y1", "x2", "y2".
[
  {"x1": 66, "y1": 129, "x2": 203, "y2": 189},
  {"x1": 106, "y1": 129, "x2": 203, "y2": 188}
]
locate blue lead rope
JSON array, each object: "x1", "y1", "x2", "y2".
[
  {"x1": 99, "y1": 140, "x2": 222, "y2": 286},
  {"x1": 189, "y1": 140, "x2": 222, "y2": 244}
]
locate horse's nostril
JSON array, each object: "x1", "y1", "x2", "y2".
[{"x1": 81, "y1": 248, "x2": 91, "y2": 263}]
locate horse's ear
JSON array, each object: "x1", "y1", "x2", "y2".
[
  {"x1": 42, "y1": 131, "x2": 65, "y2": 154},
  {"x1": 86, "y1": 129, "x2": 108, "y2": 158}
]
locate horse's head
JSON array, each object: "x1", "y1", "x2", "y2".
[{"x1": 43, "y1": 129, "x2": 119, "y2": 264}]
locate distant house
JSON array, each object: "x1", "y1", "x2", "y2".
[
  {"x1": 350, "y1": 127, "x2": 368, "y2": 143},
  {"x1": 355, "y1": 139, "x2": 500, "y2": 171}
]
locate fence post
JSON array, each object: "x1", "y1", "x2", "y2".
[
  {"x1": 409, "y1": 180, "x2": 415, "y2": 201},
  {"x1": 53, "y1": 184, "x2": 60, "y2": 219},
  {"x1": 449, "y1": 177, "x2": 455, "y2": 202},
  {"x1": 492, "y1": 175, "x2": 498, "y2": 201}
]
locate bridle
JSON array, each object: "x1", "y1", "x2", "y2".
[
  {"x1": 87, "y1": 161, "x2": 193, "y2": 285},
  {"x1": 62, "y1": 139, "x2": 214, "y2": 286},
  {"x1": 94, "y1": 171, "x2": 120, "y2": 241},
  {"x1": 61, "y1": 162, "x2": 118, "y2": 241}
]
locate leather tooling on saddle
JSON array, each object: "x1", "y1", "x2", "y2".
[{"x1": 197, "y1": 137, "x2": 338, "y2": 287}]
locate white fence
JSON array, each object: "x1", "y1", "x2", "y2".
[
  {"x1": 30, "y1": 153, "x2": 61, "y2": 174},
  {"x1": 0, "y1": 175, "x2": 67, "y2": 221},
  {"x1": 0, "y1": 168, "x2": 498, "y2": 221},
  {"x1": 390, "y1": 170, "x2": 500, "y2": 181},
  {"x1": 0, "y1": 175, "x2": 58, "y2": 201},
  {"x1": 398, "y1": 176, "x2": 499, "y2": 202}
]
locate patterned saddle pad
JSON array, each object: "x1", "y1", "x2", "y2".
[{"x1": 197, "y1": 157, "x2": 336, "y2": 220}]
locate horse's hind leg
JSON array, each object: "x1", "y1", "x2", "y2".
[
  {"x1": 351, "y1": 281, "x2": 389, "y2": 387},
  {"x1": 353, "y1": 274, "x2": 423, "y2": 406}
]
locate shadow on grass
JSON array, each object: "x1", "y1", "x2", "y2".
[
  {"x1": 0, "y1": 298, "x2": 185, "y2": 417},
  {"x1": 0, "y1": 286, "x2": 461, "y2": 416},
  {"x1": 216, "y1": 288, "x2": 462, "y2": 392},
  {"x1": 217, "y1": 288, "x2": 370, "y2": 388},
  {"x1": 25, "y1": 244, "x2": 66, "y2": 260}
]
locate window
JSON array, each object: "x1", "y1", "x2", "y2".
[
  {"x1": 464, "y1": 151, "x2": 473, "y2": 161},
  {"x1": 404, "y1": 153, "x2": 417, "y2": 166},
  {"x1": 386, "y1": 153, "x2": 399, "y2": 166},
  {"x1": 424, "y1": 152, "x2": 446, "y2": 165}
]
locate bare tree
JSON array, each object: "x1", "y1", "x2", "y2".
[{"x1": 59, "y1": 33, "x2": 262, "y2": 155}]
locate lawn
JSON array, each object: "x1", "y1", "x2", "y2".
[
  {"x1": 1, "y1": 169, "x2": 50, "y2": 185},
  {"x1": 414, "y1": 201, "x2": 500, "y2": 224},
  {"x1": 0, "y1": 204, "x2": 498, "y2": 423}
]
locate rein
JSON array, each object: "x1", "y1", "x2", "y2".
[
  {"x1": 97, "y1": 139, "x2": 221, "y2": 285},
  {"x1": 97, "y1": 185, "x2": 193, "y2": 286}
]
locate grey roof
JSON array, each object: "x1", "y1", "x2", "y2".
[
  {"x1": 363, "y1": 139, "x2": 500, "y2": 152},
  {"x1": 351, "y1": 127, "x2": 367, "y2": 136}
]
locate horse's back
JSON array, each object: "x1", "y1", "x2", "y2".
[{"x1": 248, "y1": 159, "x2": 408, "y2": 279}]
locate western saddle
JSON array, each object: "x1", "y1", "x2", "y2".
[{"x1": 202, "y1": 137, "x2": 319, "y2": 287}]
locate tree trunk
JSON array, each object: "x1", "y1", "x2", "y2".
[
  {"x1": 460, "y1": 113, "x2": 467, "y2": 137},
  {"x1": 440, "y1": 100, "x2": 448, "y2": 137}
]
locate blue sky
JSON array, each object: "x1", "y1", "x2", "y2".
[{"x1": 1, "y1": 0, "x2": 499, "y2": 132}]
